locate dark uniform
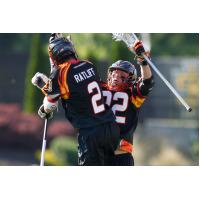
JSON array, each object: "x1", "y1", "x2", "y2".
[
  {"x1": 43, "y1": 59, "x2": 120, "y2": 165},
  {"x1": 101, "y1": 76, "x2": 154, "y2": 165}
]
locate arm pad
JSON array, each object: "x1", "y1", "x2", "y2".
[
  {"x1": 139, "y1": 76, "x2": 154, "y2": 96},
  {"x1": 132, "y1": 75, "x2": 154, "y2": 98}
]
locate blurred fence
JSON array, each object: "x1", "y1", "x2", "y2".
[
  {"x1": 133, "y1": 119, "x2": 198, "y2": 166},
  {"x1": 135, "y1": 56, "x2": 199, "y2": 165},
  {"x1": 139, "y1": 56, "x2": 199, "y2": 120}
]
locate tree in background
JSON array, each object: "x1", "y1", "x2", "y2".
[
  {"x1": 69, "y1": 33, "x2": 111, "y2": 62},
  {"x1": 23, "y1": 34, "x2": 49, "y2": 113},
  {"x1": 151, "y1": 33, "x2": 199, "y2": 56}
]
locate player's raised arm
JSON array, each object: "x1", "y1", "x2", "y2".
[
  {"x1": 133, "y1": 41, "x2": 152, "y2": 80},
  {"x1": 131, "y1": 41, "x2": 154, "y2": 97}
]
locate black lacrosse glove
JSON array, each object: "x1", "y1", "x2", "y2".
[{"x1": 134, "y1": 41, "x2": 150, "y2": 66}]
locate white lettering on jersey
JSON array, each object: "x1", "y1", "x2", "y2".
[
  {"x1": 74, "y1": 75, "x2": 80, "y2": 83},
  {"x1": 74, "y1": 68, "x2": 96, "y2": 83},
  {"x1": 79, "y1": 73, "x2": 84, "y2": 81}
]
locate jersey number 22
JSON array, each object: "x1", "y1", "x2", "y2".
[{"x1": 103, "y1": 91, "x2": 129, "y2": 124}]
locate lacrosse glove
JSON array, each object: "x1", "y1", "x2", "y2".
[
  {"x1": 31, "y1": 72, "x2": 49, "y2": 89},
  {"x1": 134, "y1": 41, "x2": 150, "y2": 66},
  {"x1": 38, "y1": 105, "x2": 53, "y2": 120}
]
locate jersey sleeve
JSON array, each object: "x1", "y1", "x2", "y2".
[
  {"x1": 130, "y1": 76, "x2": 154, "y2": 108},
  {"x1": 56, "y1": 63, "x2": 71, "y2": 100},
  {"x1": 41, "y1": 62, "x2": 72, "y2": 102}
]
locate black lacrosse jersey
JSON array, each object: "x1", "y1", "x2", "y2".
[
  {"x1": 101, "y1": 80, "x2": 147, "y2": 152},
  {"x1": 43, "y1": 59, "x2": 115, "y2": 129}
]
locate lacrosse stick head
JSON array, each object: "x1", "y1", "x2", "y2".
[{"x1": 112, "y1": 33, "x2": 139, "y2": 49}]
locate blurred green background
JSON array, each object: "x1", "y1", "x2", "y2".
[{"x1": 0, "y1": 33, "x2": 199, "y2": 166}]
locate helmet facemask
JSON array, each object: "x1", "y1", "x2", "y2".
[
  {"x1": 107, "y1": 69, "x2": 136, "y2": 91},
  {"x1": 107, "y1": 60, "x2": 137, "y2": 91}
]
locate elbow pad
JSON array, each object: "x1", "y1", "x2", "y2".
[{"x1": 139, "y1": 76, "x2": 154, "y2": 96}]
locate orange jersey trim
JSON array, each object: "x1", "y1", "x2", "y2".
[
  {"x1": 41, "y1": 81, "x2": 51, "y2": 96},
  {"x1": 131, "y1": 95, "x2": 145, "y2": 108},
  {"x1": 119, "y1": 139, "x2": 133, "y2": 153},
  {"x1": 58, "y1": 62, "x2": 71, "y2": 99}
]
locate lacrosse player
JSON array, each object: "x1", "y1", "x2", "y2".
[
  {"x1": 36, "y1": 34, "x2": 120, "y2": 166},
  {"x1": 101, "y1": 41, "x2": 154, "y2": 165}
]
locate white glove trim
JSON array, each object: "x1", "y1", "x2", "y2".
[{"x1": 43, "y1": 96, "x2": 58, "y2": 113}]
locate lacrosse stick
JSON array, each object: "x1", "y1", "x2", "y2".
[
  {"x1": 112, "y1": 33, "x2": 192, "y2": 112},
  {"x1": 31, "y1": 72, "x2": 50, "y2": 166},
  {"x1": 40, "y1": 118, "x2": 48, "y2": 166}
]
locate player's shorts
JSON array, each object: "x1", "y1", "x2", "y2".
[
  {"x1": 112, "y1": 153, "x2": 134, "y2": 166},
  {"x1": 78, "y1": 121, "x2": 120, "y2": 166}
]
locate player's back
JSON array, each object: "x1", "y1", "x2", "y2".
[{"x1": 59, "y1": 60, "x2": 115, "y2": 128}]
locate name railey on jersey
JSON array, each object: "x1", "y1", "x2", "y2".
[{"x1": 74, "y1": 68, "x2": 95, "y2": 83}]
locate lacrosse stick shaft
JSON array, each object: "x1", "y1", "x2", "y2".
[
  {"x1": 40, "y1": 118, "x2": 48, "y2": 166},
  {"x1": 143, "y1": 54, "x2": 192, "y2": 112}
]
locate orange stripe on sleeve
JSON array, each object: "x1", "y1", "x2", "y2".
[
  {"x1": 41, "y1": 81, "x2": 51, "y2": 96},
  {"x1": 131, "y1": 95, "x2": 145, "y2": 108},
  {"x1": 58, "y1": 62, "x2": 71, "y2": 100}
]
